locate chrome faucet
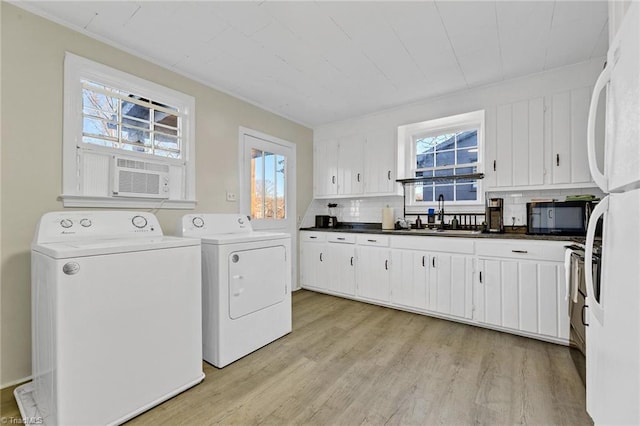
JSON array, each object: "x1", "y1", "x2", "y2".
[{"x1": 437, "y1": 193, "x2": 445, "y2": 228}]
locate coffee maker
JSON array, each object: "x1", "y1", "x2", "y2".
[{"x1": 486, "y1": 198, "x2": 504, "y2": 233}]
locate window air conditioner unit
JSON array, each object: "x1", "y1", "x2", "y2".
[{"x1": 111, "y1": 156, "x2": 170, "y2": 199}]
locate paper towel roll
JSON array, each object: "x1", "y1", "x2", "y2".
[{"x1": 382, "y1": 207, "x2": 395, "y2": 230}]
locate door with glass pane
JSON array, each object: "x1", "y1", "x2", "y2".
[{"x1": 240, "y1": 129, "x2": 297, "y2": 285}]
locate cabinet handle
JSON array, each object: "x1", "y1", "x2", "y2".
[
  {"x1": 337, "y1": 237, "x2": 345, "y2": 241},
  {"x1": 357, "y1": 173, "x2": 361, "y2": 182},
  {"x1": 387, "y1": 170, "x2": 391, "y2": 180},
  {"x1": 350, "y1": 256, "x2": 354, "y2": 266},
  {"x1": 309, "y1": 236, "x2": 317, "y2": 239},
  {"x1": 511, "y1": 249, "x2": 528, "y2": 254},
  {"x1": 479, "y1": 271, "x2": 483, "y2": 283},
  {"x1": 493, "y1": 160, "x2": 496, "y2": 171},
  {"x1": 556, "y1": 153, "x2": 560, "y2": 166},
  {"x1": 320, "y1": 253, "x2": 323, "y2": 262},
  {"x1": 422, "y1": 255, "x2": 425, "y2": 267},
  {"x1": 582, "y1": 305, "x2": 589, "y2": 326},
  {"x1": 385, "y1": 260, "x2": 389, "y2": 270},
  {"x1": 432, "y1": 257, "x2": 436, "y2": 268},
  {"x1": 367, "y1": 239, "x2": 377, "y2": 243},
  {"x1": 332, "y1": 175, "x2": 336, "y2": 184}
]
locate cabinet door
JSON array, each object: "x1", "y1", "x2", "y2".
[
  {"x1": 364, "y1": 128, "x2": 396, "y2": 195},
  {"x1": 300, "y1": 242, "x2": 327, "y2": 290},
  {"x1": 314, "y1": 139, "x2": 338, "y2": 197},
  {"x1": 495, "y1": 104, "x2": 513, "y2": 188},
  {"x1": 326, "y1": 243, "x2": 356, "y2": 296},
  {"x1": 337, "y1": 135, "x2": 365, "y2": 195},
  {"x1": 429, "y1": 254, "x2": 472, "y2": 319},
  {"x1": 390, "y1": 250, "x2": 428, "y2": 310},
  {"x1": 476, "y1": 258, "x2": 568, "y2": 339},
  {"x1": 356, "y1": 246, "x2": 390, "y2": 302}
]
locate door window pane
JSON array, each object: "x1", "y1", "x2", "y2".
[{"x1": 250, "y1": 149, "x2": 286, "y2": 220}]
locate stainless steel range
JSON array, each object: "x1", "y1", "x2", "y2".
[{"x1": 566, "y1": 242, "x2": 601, "y2": 386}]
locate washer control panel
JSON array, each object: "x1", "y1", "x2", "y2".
[{"x1": 34, "y1": 211, "x2": 163, "y2": 244}]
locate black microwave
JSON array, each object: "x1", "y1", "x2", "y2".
[{"x1": 527, "y1": 201, "x2": 593, "y2": 236}]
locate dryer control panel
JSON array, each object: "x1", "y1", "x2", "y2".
[
  {"x1": 34, "y1": 211, "x2": 164, "y2": 244},
  {"x1": 178, "y1": 214, "x2": 253, "y2": 237}
]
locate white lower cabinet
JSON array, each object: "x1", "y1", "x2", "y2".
[
  {"x1": 300, "y1": 232, "x2": 328, "y2": 291},
  {"x1": 475, "y1": 240, "x2": 569, "y2": 342},
  {"x1": 356, "y1": 245, "x2": 391, "y2": 302},
  {"x1": 326, "y1": 236, "x2": 356, "y2": 296},
  {"x1": 300, "y1": 231, "x2": 569, "y2": 344},
  {"x1": 430, "y1": 254, "x2": 474, "y2": 319},
  {"x1": 390, "y1": 250, "x2": 429, "y2": 310}
]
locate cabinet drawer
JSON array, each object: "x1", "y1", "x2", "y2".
[
  {"x1": 476, "y1": 239, "x2": 568, "y2": 262},
  {"x1": 356, "y1": 235, "x2": 390, "y2": 247},
  {"x1": 300, "y1": 231, "x2": 327, "y2": 242},
  {"x1": 327, "y1": 233, "x2": 356, "y2": 244},
  {"x1": 390, "y1": 236, "x2": 475, "y2": 254}
]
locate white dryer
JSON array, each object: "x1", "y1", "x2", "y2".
[
  {"x1": 178, "y1": 214, "x2": 291, "y2": 368},
  {"x1": 15, "y1": 211, "x2": 204, "y2": 426}
]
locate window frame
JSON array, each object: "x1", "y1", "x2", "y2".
[
  {"x1": 399, "y1": 110, "x2": 485, "y2": 210},
  {"x1": 62, "y1": 52, "x2": 196, "y2": 208}
]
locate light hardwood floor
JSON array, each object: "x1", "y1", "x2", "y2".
[{"x1": 1, "y1": 290, "x2": 592, "y2": 425}]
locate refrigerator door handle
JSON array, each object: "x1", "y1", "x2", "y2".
[
  {"x1": 585, "y1": 195, "x2": 608, "y2": 326},
  {"x1": 587, "y1": 64, "x2": 611, "y2": 193}
]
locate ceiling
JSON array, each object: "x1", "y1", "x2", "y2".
[{"x1": 17, "y1": 1, "x2": 608, "y2": 127}]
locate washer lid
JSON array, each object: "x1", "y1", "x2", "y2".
[
  {"x1": 32, "y1": 236, "x2": 200, "y2": 259},
  {"x1": 200, "y1": 231, "x2": 290, "y2": 245}
]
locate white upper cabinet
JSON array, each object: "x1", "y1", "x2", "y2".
[
  {"x1": 364, "y1": 127, "x2": 397, "y2": 195},
  {"x1": 486, "y1": 85, "x2": 598, "y2": 191},
  {"x1": 314, "y1": 128, "x2": 398, "y2": 198},
  {"x1": 548, "y1": 87, "x2": 593, "y2": 186},
  {"x1": 314, "y1": 138, "x2": 339, "y2": 197},
  {"x1": 337, "y1": 135, "x2": 365, "y2": 195}
]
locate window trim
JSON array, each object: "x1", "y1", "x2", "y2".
[
  {"x1": 61, "y1": 52, "x2": 196, "y2": 208},
  {"x1": 398, "y1": 110, "x2": 485, "y2": 209}
]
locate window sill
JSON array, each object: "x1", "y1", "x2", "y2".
[{"x1": 60, "y1": 195, "x2": 197, "y2": 210}]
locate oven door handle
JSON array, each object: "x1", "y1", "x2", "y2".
[{"x1": 585, "y1": 195, "x2": 607, "y2": 327}]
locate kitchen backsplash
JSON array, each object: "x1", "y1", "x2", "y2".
[{"x1": 301, "y1": 187, "x2": 605, "y2": 228}]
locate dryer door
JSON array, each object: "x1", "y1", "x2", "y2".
[{"x1": 229, "y1": 245, "x2": 287, "y2": 319}]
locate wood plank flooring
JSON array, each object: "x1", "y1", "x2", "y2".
[{"x1": 1, "y1": 290, "x2": 592, "y2": 425}]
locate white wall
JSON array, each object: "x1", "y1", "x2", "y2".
[
  {"x1": 309, "y1": 59, "x2": 606, "y2": 228},
  {"x1": 0, "y1": 3, "x2": 313, "y2": 387}
]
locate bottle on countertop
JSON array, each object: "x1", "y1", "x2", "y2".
[
  {"x1": 415, "y1": 215, "x2": 423, "y2": 229},
  {"x1": 451, "y1": 215, "x2": 459, "y2": 229}
]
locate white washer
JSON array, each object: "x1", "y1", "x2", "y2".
[
  {"x1": 178, "y1": 214, "x2": 291, "y2": 368},
  {"x1": 15, "y1": 211, "x2": 204, "y2": 426}
]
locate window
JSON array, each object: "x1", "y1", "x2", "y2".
[
  {"x1": 251, "y1": 149, "x2": 286, "y2": 219},
  {"x1": 399, "y1": 110, "x2": 484, "y2": 207},
  {"x1": 62, "y1": 52, "x2": 196, "y2": 208},
  {"x1": 82, "y1": 81, "x2": 182, "y2": 159}
]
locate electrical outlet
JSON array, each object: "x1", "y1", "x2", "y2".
[{"x1": 226, "y1": 191, "x2": 237, "y2": 202}]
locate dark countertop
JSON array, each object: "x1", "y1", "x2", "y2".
[{"x1": 300, "y1": 223, "x2": 585, "y2": 243}]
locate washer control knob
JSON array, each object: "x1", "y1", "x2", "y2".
[
  {"x1": 132, "y1": 215, "x2": 147, "y2": 229},
  {"x1": 60, "y1": 219, "x2": 73, "y2": 228},
  {"x1": 80, "y1": 218, "x2": 92, "y2": 228},
  {"x1": 192, "y1": 217, "x2": 204, "y2": 228}
]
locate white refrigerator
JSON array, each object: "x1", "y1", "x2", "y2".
[{"x1": 586, "y1": 2, "x2": 640, "y2": 424}]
